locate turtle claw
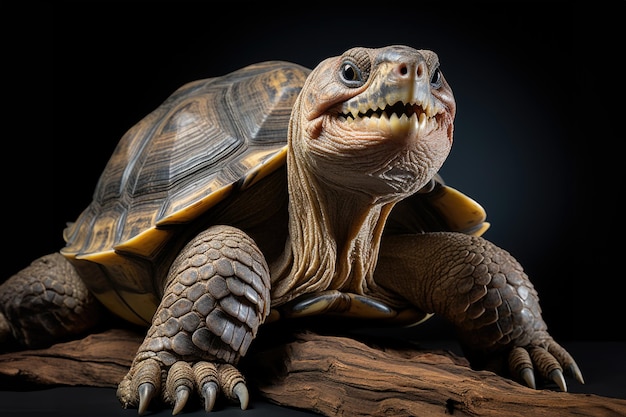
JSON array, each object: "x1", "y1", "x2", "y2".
[
  {"x1": 506, "y1": 340, "x2": 584, "y2": 392},
  {"x1": 201, "y1": 381, "x2": 218, "y2": 412},
  {"x1": 549, "y1": 369, "x2": 567, "y2": 392},
  {"x1": 119, "y1": 357, "x2": 251, "y2": 413},
  {"x1": 172, "y1": 387, "x2": 190, "y2": 415},
  {"x1": 519, "y1": 367, "x2": 536, "y2": 390},
  {"x1": 567, "y1": 362, "x2": 585, "y2": 385},
  {"x1": 233, "y1": 382, "x2": 250, "y2": 410},
  {"x1": 138, "y1": 382, "x2": 156, "y2": 415}
]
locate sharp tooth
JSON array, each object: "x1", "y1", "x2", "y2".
[
  {"x1": 390, "y1": 113, "x2": 412, "y2": 136},
  {"x1": 378, "y1": 97, "x2": 387, "y2": 112},
  {"x1": 390, "y1": 113, "x2": 401, "y2": 131},
  {"x1": 419, "y1": 113, "x2": 427, "y2": 130},
  {"x1": 344, "y1": 105, "x2": 357, "y2": 119}
]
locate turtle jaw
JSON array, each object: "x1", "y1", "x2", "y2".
[
  {"x1": 296, "y1": 93, "x2": 453, "y2": 200},
  {"x1": 337, "y1": 101, "x2": 444, "y2": 140},
  {"x1": 336, "y1": 83, "x2": 449, "y2": 142}
]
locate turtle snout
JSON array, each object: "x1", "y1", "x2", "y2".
[{"x1": 394, "y1": 61, "x2": 427, "y2": 83}]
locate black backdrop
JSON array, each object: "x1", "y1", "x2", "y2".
[{"x1": 7, "y1": 2, "x2": 622, "y2": 342}]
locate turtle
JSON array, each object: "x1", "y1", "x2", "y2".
[{"x1": 0, "y1": 45, "x2": 583, "y2": 414}]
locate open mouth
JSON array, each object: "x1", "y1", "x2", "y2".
[
  {"x1": 338, "y1": 101, "x2": 441, "y2": 135},
  {"x1": 340, "y1": 101, "x2": 426, "y2": 120}
]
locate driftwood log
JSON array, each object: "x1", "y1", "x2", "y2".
[{"x1": 0, "y1": 325, "x2": 625, "y2": 417}]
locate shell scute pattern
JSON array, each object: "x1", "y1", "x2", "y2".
[{"x1": 62, "y1": 61, "x2": 310, "y2": 262}]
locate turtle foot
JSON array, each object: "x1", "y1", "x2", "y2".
[
  {"x1": 117, "y1": 358, "x2": 248, "y2": 414},
  {"x1": 508, "y1": 340, "x2": 584, "y2": 392}
]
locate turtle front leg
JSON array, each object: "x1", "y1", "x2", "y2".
[
  {"x1": 374, "y1": 232, "x2": 584, "y2": 392},
  {"x1": 117, "y1": 225, "x2": 271, "y2": 414}
]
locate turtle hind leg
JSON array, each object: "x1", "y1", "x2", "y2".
[
  {"x1": 0, "y1": 252, "x2": 104, "y2": 349},
  {"x1": 117, "y1": 225, "x2": 271, "y2": 414}
]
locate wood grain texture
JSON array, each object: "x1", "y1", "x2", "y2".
[
  {"x1": 0, "y1": 328, "x2": 139, "y2": 388},
  {"x1": 245, "y1": 331, "x2": 626, "y2": 417},
  {"x1": 1, "y1": 327, "x2": 625, "y2": 417}
]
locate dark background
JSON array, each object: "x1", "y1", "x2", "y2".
[
  {"x1": 1, "y1": 2, "x2": 624, "y2": 416},
  {"x1": 6, "y1": 1, "x2": 623, "y2": 347}
]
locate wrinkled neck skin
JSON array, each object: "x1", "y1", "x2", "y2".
[
  {"x1": 269, "y1": 110, "x2": 447, "y2": 306},
  {"x1": 269, "y1": 148, "x2": 396, "y2": 305}
]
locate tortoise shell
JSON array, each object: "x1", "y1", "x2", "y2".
[{"x1": 60, "y1": 60, "x2": 488, "y2": 326}]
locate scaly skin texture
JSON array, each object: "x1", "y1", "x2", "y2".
[
  {"x1": 0, "y1": 253, "x2": 103, "y2": 348},
  {"x1": 374, "y1": 233, "x2": 582, "y2": 390},
  {"x1": 0, "y1": 46, "x2": 583, "y2": 414},
  {"x1": 117, "y1": 225, "x2": 270, "y2": 413}
]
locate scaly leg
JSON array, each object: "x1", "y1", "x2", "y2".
[
  {"x1": 374, "y1": 232, "x2": 584, "y2": 391},
  {"x1": 116, "y1": 225, "x2": 271, "y2": 414},
  {"x1": 0, "y1": 252, "x2": 103, "y2": 349}
]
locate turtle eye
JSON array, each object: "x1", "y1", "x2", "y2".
[
  {"x1": 339, "y1": 61, "x2": 365, "y2": 87},
  {"x1": 430, "y1": 67, "x2": 442, "y2": 88}
]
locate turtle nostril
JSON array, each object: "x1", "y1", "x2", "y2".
[
  {"x1": 397, "y1": 63, "x2": 425, "y2": 79},
  {"x1": 416, "y1": 63, "x2": 424, "y2": 78}
]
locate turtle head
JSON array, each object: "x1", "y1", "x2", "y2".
[{"x1": 289, "y1": 45, "x2": 455, "y2": 202}]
